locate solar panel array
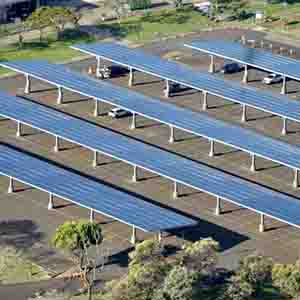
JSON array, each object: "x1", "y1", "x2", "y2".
[
  {"x1": 1, "y1": 91, "x2": 300, "y2": 228},
  {"x1": 1, "y1": 61, "x2": 300, "y2": 177},
  {"x1": 185, "y1": 40, "x2": 300, "y2": 80},
  {"x1": 70, "y1": 42, "x2": 300, "y2": 123},
  {"x1": 0, "y1": 142, "x2": 196, "y2": 232}
]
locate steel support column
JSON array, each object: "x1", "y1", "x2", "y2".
[
  {"x1": 94, "y1": 99, "x2": 100, "y2": 117},
  {"x1": 164, "y1": 80, "x2": 170, "y2": 98},
  {"x1": 24, "y1": 74, "x2": 31, "y2": 94},
  {"x1": 215, "y1": 196, "x2": 221, "y2": 216},
  {"x1": 157, "y1": 231, "x2": 162, "y2": 243},
  {"x1": 209, "y1": 139, "x2": 215, "y2": 157},
  {"x1": 48, "y1": 193, "x2": 54, "y2": 210},
  {"x1": 241, "y1": 104, "x2": 247, "y2": 122},
  {"x1": 130, "y1": 113, "x2": 136, "y2": 130},
  {"x1": 57, "y1": 86, "x2": 63, "y2": 105},
  {"x1": 93, "y1": 150, "x2": 98, "y2": 168},
  {"x1": 281, "y1": 76, "x2": 287, "y2": 95},
  {"x1": 243, "y1": 65, "x2": 248, "y2": 83},
  {"x1": 202, "y1": 91, "x2": 208, "y2": 110},
  {"x1": 131, "y1": 226, "x2": 136, "y2": 244},
  {"x1": 96, "y1": 56, "x2": 101, "y2": 77},
  {"x1": 129, "y1": 67, "x2": 134, "y2": 87},
  {"x1": 282, "y1": 117, "x2": 287, "y2": 135},
  {"x1": 132, "y1": 165, "x2": 138, "y2": 182},
  {"x1": 54, "y1": 136, "x2": 60, "y2": 152},
  {"x1": 90, "y1": 209, "x2": 95, "y2": 222},
  {"x1": 293, "y1": 169, "x2": 299, "y2": 188},
  {"x1": 209, "y1": 55, "x2": 215, "y2": 73},
  {"x1": 173, "y1": 181, "x2": 178, "y2": 199},
  {"x1": 16, "y1": 121, "x2": 22, "y2": 137},
  {"x1": 169, "y1": 126, "x2": 175, "y2": 143},
  {"x1": 259, "y1": 214, "x2": 265, "y2": 233},
  {"x1": 8, "y1": 177, "x2": 14, "y2": 194},
  {"x1": 250, "y1": 153, "x2": 256, "y2": 172}
]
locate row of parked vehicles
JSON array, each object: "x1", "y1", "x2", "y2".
[{"x1": 98, "y1": 63, "x2": 283, "y2": 119}]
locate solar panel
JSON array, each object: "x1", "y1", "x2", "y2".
[
  {"x1": 1, "y1": 92, "x2": 300, "y2": 229},
  {"x1": 185, "y1": 40, "x2": 300, "y2": 81},
  {"x1": 0, "y1": 143, "x2": 196, "y2": 232},
  {"x1": 1, "y1": 61, "x2": 300, "y2": 185},
  {"x1": 70, "y1": 42, "x2": 300, "y2": 123}
]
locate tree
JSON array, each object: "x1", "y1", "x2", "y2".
[
  {"x1": 237, "y1": 254, "x2": 273, "y2": 294},
  {"x1": 105, "y1": 0, "x2": 129, "y2": 23},
  {"x1": 171, "y1": 0, "x2": 184, "y2": 8},
  {"x1": 25, "y1": 7, "x2": 51, "y2": 42},
  {"x1": 46, "y1": 7, "x2": 81, "y2": 40},
  {"x1": 220, "y1": 275, "x2": 253, "y2": 300},
  {"x1": 52, "y1": 220, "x2": 103, "y2": 300},
  {"x1": 272, "y1": 261, "x2": 300, "y2": 299}
]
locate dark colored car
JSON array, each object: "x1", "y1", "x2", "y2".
[{"x1": 221, "y1": 63, "x2": 244, "y2": 74}]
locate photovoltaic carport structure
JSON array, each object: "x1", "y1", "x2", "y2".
[
  {"x1": 71, "y1": 42, "x2": 300, "y2": 136},
  {"x1": 2, "y1": 93, "x2": 300, "y2": 232},
  {"x1": 0, "y1": 143, "x2": 196, "y2": 244},
  {"x1": 2, "y1": 61, "x2": 300, "y2": 188},
  {"x1": 184, "y1": 40, "x2": 300, "y2": 95}
]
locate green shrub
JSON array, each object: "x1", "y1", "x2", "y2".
[{"x1": 129, "y1": 0, "x2": 152, "y2": 10}]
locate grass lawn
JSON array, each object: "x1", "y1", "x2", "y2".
[
  {"x1": 97, "y1": 8, "x2": 211, "y2": 42},
  {"x1": 0, "y1": 30, "x2": 95, "y2": 77},
  {"x1": 0, "y1": 247, "x2": 49, "y2": 284}
]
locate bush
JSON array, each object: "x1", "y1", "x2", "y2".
[
  {"x1": 272, "y1": 261, "x2": 300, "y2": 299},
  {"x1": 237, "y1": 254, "x2": 273, "y2": 293},
  {"x1": 129, "y1": 0, "x2": 152, "y2": 10}
]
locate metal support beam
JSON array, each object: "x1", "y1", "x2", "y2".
[
  {"x1": 94, "y1": 99, "x2": 100, "y2": 117},
  {"x1": 131, "y1": 226, "x2": 136, "y2": 244},
  {"x1": 54, "y1": 136, "x2": 60, "y2": 152},
  {"x1": 48, "y1": 193, "x2": 54, "y2": 210},
  {"x1": 132, "y1": 165, "x2": 138, "y2": 182},
  {"x1": 282, "y1": 117, "x2": 287, "y2": 135},
  {"x1": 281, "y1": 76, "x2": 287, "y2": 95},
  {"x1": 90, "y1": 209, "x2": 95, "y2": 222},
  {"x1": 93, "y1": 150, "x2": 98, "y2": 168},
  {"x1": 173, "y1": 181, "x2": 178, "y2": 199},
  {"x1": 202, "y1": 91, "x2": 208, "y2": 110},
  {"x1": 157, "y1": 231, "x2": 162, "y2": 243},
  {"x1": 169, "y1": 126, "x2": 175, "y2": 143},
  {"x1": 24, "y1": 74, "x2": 31, "y2": 94},
  {"x1": 250, "y1": 153, "x2": 256, "y2": 172},
  {"x1": 259, "y1": 214, "x2": 265, "y2": 233},
  {"x1": 209, "y1": 55, "x2": 215, "y2": 73},
  {"x1": 57, "y1": 86, "x2": 63, "y2": 105},
  {"x1": 129, "y1": 67, "x2": 134, "y2": 87},
  {"x1": 209, "y1": 139, "x2": 215, "y2": 157},
  {"x1": 164, "y1": 80, "x2": 170, "y2": 98},
  {"x1": 16, "y1": 121, "x2": 22, "y2": 137},
  {"x1": 293, "y1": 169, "x2": 299, "y2": 188},
  {"x1": 8, "y1": 177, "x2": 14, "y2": 194},
  {"x1": 215, "y1": 196, "x2": 221, "y2": 216},
  {"x1": 243, "y1": 65, "x2": 248, "y2": 83},
  {"x1": 241, "y1": 104, "x2": 247, "y2": 123},
  {"x1": 96, "y1": 56, "x2": 101, "y2": 77},
  {"x1": 130, "y1": 113, "x2": 136, "y2": 130}
]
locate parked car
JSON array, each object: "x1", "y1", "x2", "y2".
[
  {"x1": 221, "y1": 63, "x2": 244, "y2": 74},
  {"x1": 193, "y1": 1, "x2": 211, "y2": 14},
  {"x1": 108, "y1": 107, "x2": 132, "y2": 119},
  {"x1": 163, "y1": 82, "x2": 181, "y2": 94},
  {"x1": 262, "y1": 73, "x2": 283, "y2": 85},
  {"x1": 97, "y1": 65, "x2": 128, "y2": 79}
]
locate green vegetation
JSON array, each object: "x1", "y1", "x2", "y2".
[
  {"x1": 0, "y1": 246, "x2": 49, "y2": 284},
  {"x1": 97, "y1": 7, "x2": 210, "y2": 42}
]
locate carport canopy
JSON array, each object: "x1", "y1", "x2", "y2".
[{"x1": 2, "y1": 92, "x2": 300, "y2": 231}]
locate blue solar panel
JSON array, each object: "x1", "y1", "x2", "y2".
[
  {"x1": 0, "y1": 143, "x2": 196, "y2": 232},
  {"x1": 1, "y1": 61, "x2": 300, "y2": 177},
  {"x1": 70, "y1": 42, "x2": 300, "y2": 123},
  {"x1": 185, "y1": 40, "x2": 300, "y2": 81},
  {"x1": 1, "y1": 91, "x2": 300, "y2": 228}
]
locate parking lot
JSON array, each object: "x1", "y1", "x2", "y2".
[{"x1": 1, "y1": 29, "x2": 300, "y2": 278}]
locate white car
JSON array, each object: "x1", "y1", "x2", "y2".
[
  {"x1": 108, "y1": 107, "x2": 132, "y2": 119},
  {"x1": 262, "y1": 73, "x2": 283, "y2": 85}
]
